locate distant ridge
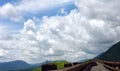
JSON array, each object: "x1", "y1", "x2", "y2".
[
  {"x1": 0, "y1": 60, "x2": 32, "y2": 71},
  {"x1": 96, "y1": 41, "x2": 120, "y2": 61}
]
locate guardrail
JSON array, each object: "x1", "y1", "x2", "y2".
[
  {"x1": 41, "y1": 60, "x2": 120, "y2": 71},
  {"x1": 95, "y1": 59, "x2": 120, "y2": 71},
  {"x1": 49, "y1": 61, "x2": 97, "y2": 71}
]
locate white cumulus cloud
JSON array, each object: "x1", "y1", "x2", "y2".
[
  {"x1": 0, "y1": 0, "x2": 76, "y2": 22},
  {"x1": 0, "y1": 0, "x2": 120, "y2": 63},
  {"x1": 0, "y1": 3, "x2": 22, "y2": 22}
]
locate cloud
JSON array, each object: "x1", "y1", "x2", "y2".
[
  {"x1": 0, "y1": 0, "x2": 75, "y2": 22},
  {"x1": 16, "y1": 0, "x2": 75, "y2": 13},
  {"x1": 75, "y1": 0, "x2": 120, "y2": 25},
  {"x1": 0, "y1": 25, "x2": 12, "y2": 36},
  {"x1": 58, "y1": 8, "x2": 68, "y2": 15},
  {"x1": 0, "y1": 3, "x2": 22, "y2": 22},
  {"x1": 21, "y1": 19, "x2": 36, "y2": 35},
  {"x1": 0, "y1": 49, "x2": 8, "y2": 56},
  {"x1": 0, "y1": 0, "x2": 120, "y2": 63}
]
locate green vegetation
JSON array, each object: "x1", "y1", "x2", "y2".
[
  {"x1": 83, "y1": 59, "x2": 90, "y2": 62},
  {"x1": 53, "y1": 60, "x2": 69, "y2": 69},
  {"x1": 33, "y1": 67, "x2": 41, "y2": 71},
  {"x1": 33, "y1": 60, "x2": 69, "y2": 71},
  {"x1": 97, "y1": 41, "x2": 120, "y2": 61}
]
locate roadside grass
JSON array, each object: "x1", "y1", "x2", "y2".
[
  {"x1": 33, "y1": 67, "x2": 41, "y2": 71},
  {"x1": 33, "y1": 60, "x2": 69, "y2": 71},
  {"x1": 53, "y1": 60, "x2": 69, "y2": 69}
]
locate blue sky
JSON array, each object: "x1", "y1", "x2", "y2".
[
  {"x1": 0, "y1": 0, "x2": 77, "y2": 33},
  {"x1": 0, "y1": 0, "x2": 18, "y2": 6},
  {"x1": 0, "y1": 0, "x2": 120, "y2": 64}
]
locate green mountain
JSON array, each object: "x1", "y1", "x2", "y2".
[{"x1": 96, "y1": 41, "x2": 120, "y2": 61}]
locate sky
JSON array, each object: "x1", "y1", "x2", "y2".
[{"x1": 0, "y1": 0, "x2": 120, "y2": 64}]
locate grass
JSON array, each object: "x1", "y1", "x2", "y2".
[
  {"x1": 33, "y1": 67, "x2": 41, "y2": 71},
  {"x1": 53, "y1": 60, "x2": 69, "y2": 69},
  {"x1": 33, "y1": 60, "x2": 69, "y2": 71}
]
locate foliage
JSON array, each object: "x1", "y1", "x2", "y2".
[
  {"x1": 33, "y1": 67, "x2": 41, "y2": 71},
  {"x1": 83, "y1": 59, "x2": 90, "y2": 62},
  {"x1": 33, "y1": 60, "x2": 69, "y2": 71},
  {"x1": 53, "y1": 60, "x2": 69, "y2": 69},
  {"x1": 97, "y1": 41, "x2": 120, "y2": 61}
]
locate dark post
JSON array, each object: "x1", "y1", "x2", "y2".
[
  {"x1": 41, "y1": 64, "x2": 57, "y2": 71},
  {"x1": 64, "y1": 63, "x2": 73, "y2": 67}
]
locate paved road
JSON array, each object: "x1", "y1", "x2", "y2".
[{"x1": 91, "y1": 62, "x2": 110, "y2": 71}]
